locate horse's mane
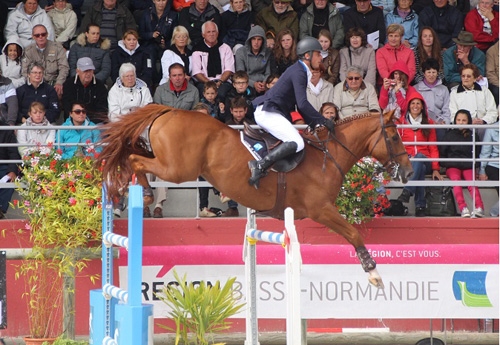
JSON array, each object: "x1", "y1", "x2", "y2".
[{"x1": 335, "y1": 112, "x2": 379, "y2": 127}]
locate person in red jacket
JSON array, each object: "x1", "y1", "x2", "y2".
[
  {"x1": 464, "y1": 0, "x2": 499, "y2": 52},
  {"x1": 379, "y1": 60, "x2": 416, "y2": 120},
  {"x1": 396, "y1": 90, "x2": 443, "y2": 216}
]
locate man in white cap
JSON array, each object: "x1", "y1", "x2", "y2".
[{"x1": 62, "y1": 57, "x2": 109, "y2": 123}]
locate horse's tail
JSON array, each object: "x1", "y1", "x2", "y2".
[{"x1": 96, "y1": 104, "x2": 174, "y2": 198}]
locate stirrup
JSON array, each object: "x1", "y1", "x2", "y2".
[{"x1": 248, "y1": 160, "x2": 267, "y2": 189}]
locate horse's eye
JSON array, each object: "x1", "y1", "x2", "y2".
[{"x1": 391, "y1": 135, "x2": 399, "y2": 142}]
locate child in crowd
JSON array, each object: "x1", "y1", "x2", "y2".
[
  {"x1": 16, "y1": 102, "x2": 56, "y2": 157},
  {"x1": 379, "y1": 61, "x2": 416, "y2": 119},
  {"x1": 201, "y1": 81, "x2": 224, "y2": 122},
  {"x1": 440, "y1": 109, "x2": 484, "y2": 218},
  {"x1": 265, "y1": 73, "x2": 279, "y2": 91},
  {"x1": 320, "y1": 102, "x2": 339, "y2": 121},
  {"x1": 266, "y1": 31, "x2": 276, "y2": 50},
  {"x1": 0, "y1": 41, "x2": 25, "y2": 88},
  {"x1": 224, "y1": 71, "x2": 256, "y2": 122}
]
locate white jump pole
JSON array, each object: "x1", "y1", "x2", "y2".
[{"x1": 243, "y1": 207, "x2": 302, "y2": 345}]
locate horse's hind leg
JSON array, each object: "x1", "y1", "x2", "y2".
[
  {"x1": 129, "y1": 154, "x2": 162, "y2": 206},
  {"x1": 311, "y1": 207, "x2": 384, "y2": 288}
]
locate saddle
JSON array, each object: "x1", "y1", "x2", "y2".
[{"x1": 242, "y1": 122, "x2": 305, "y2": 172}]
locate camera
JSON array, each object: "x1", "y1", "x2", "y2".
[{"x1": 390, "y1": 79, "x2": 396, "y2": 87}]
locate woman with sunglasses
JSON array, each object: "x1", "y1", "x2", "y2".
[
  {"x1": 56, "y1": 102, "x2": 101, "y2": 159},
  {"x1": 333, "y1": 65, "x2": 380, "y2": 119}
]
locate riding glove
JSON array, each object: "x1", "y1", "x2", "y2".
[{"x1": 323, "y1": 118, "x2": 335, "y2": 133}]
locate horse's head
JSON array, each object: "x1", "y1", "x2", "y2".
[{"x1": 370, "y1": 110, "x2": 413, "y2": 183}]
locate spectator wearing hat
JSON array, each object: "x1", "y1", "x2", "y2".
[
  {"x1": 255, "y1": 0, "x2": 299, "y2": 41},
  {"x1": 21, "y1": 24, "x2": 69, "y2": 99},
  {"x1": 62, "y1": 57, "x2": 109, "y2": 123},
  {"x1": 342, "y1": 0, "x2": 386, "y2": 48},
  {"x1": 464, "y1": 0, "x2": 499, "y2": 52},
  {"x1": 418, "y1": 0, "x2": 463, "y2": 49},
  {"x1": 443, "y1": 31, "x2": 486, "y2": 89}
]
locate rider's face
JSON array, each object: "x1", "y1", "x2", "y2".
[{"x1": 310, "y1": 51, "x2": 323, "y2": 70}]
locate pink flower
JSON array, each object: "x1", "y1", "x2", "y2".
[{"x1": 69, "y1": 197, "x2": 77, "y2": 206}]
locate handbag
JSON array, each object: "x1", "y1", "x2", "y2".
[{"x1": 425, "y1": 187, "x2": 457, "y2": 216}]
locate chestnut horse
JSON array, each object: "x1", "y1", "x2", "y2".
[{"x1": 97, "y1": 104, "x2": 413, "y2": 288}]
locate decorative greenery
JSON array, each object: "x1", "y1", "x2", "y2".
[
  {"x1": 157, "y1": 270, "x2": 245, "y2": 345},
  {"x1": 336, "y1": 157, "x2": 391, "y2": 224},
  {"x1": 43, "y1": 336, "x2": 89, "y2": 345},
  {"x1": 14, "y1": 144, "x2": 102, "y2": 339}
]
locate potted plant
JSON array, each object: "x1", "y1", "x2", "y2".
[
  {"x1": 157, "y1": 270, "x2": 245, "y2": 345},
  {"x1": 336, "y1": 156, "x2": 391, "y2": 225},
  {"x1": 14, "y1": 144, "x2": 102, "y2": 343}
]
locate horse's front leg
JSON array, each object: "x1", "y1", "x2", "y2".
[
  {"x1": 311, "y1": 207, "x2": 384, "y2": 289},
  {"x1": 129, "y1": 154, "x2": 155, "y2": 206}
]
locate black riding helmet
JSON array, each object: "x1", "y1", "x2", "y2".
[{"x1": 296, "y1": 36, "x2": 322, "y2": 60}]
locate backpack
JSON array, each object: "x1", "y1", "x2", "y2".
[
  {"x1": 382, "y1": 199, "x2": 408, "y2": 216},
  {"x1": 424, "y1": 187, "x2": 457, "y2": 216}
]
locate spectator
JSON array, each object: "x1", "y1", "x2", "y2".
[
  {"x1": 255, "y1": 0, "x2": 299, "y2": 40},
  {"x1": 251, "y1": 0, "x2": 272, "y2": 14},
  {"x1": 449, "y1": 64, "x2": 498, "y2": 126},
  {"x1": 200, "y1": 81, "x2": 224, "y2": 121},
  {"x1": 220, "y1": 0, "x2": 255, "y2": 51},
  {"x1": 0, "y1": 122, "x2": 21, "y2": 218},
  {"x1": 265, "y1": 73, "x2": 279, "y2": 90},
  {"x1": 464, "y1": 0, "x2": 499, "y2": 52},
  {"x1": 418, "y1": 0, "x2": 463, "y2": 49},
  {"x1": 375, "y1": 24, "x2": 416, "y2": 82},
  {"x1": 159, "y1": 25, "x2": 192, "y2": 85},
  {"x1": 339, "y1": 27, "x2": 376, "y2": 86},
  {"x1": 396, "y1": 90, "x2": 443, "y2": 217},
  {"x1": 385, "y1": 0, "x2": 419, "y2": 49},
  {"x1": 210, "y1": 0, "x2": 252, "y2": 13},
  {"x1": 379, "y1": 60, "x2": 416, "y2": 119},
  {"x1": 270, "y1": 29, "x2": 298, "y2": 75},
  {"x1": 342, "y1": 0, "x2": 386, "y2": 48},
  {"x1": 108, "y1": 63, "x2": 153, "y2": 122},
  {"x1": 413, "y1": 26, "x2": 444, "y2": 84},
  {"x1": 111, "y1": 29, "x2": 153, "y2": 87},
  {"x1": 0, "y1": 2, "x2": 7, "y2": 49},
  {"x1": 372, "y1": 0, "x2": 395, "y2": 16},
  {"x1": 299, "y1": 0, "x2": 344, "y2": 49},
  {"x1": 443, "y1": 31, "x2": 486, "y2": 88},
  {"x1": 414, "y1": 58, "x2": 451, "y2": 140},
  {"x1": 0, "y1": 70, "x2": 18, "y2": 126},
  {"x1": 47, "y1": 0, "x2": 77, "y2": 49},
  {"x1": 57, "y1": 102, "x2": 101, "y2": 159},
  {"x1": 80, "y1": 0, "x2": 137, "y2": 51},
  {"x1": 21, "y1": 24, "x2": 69, "y2": 99},
  {"x1": 478, "y1": 121, "x2": 499, "y2": 216},
  {"x1": 150, "y1": 63, "x2": 199, "y2": 218},
  {"x1": 485, "y1": 41, "x2": 499, "y2": 105},
  {"x1": 318, "y1": 29, "x2": 340, "y2": 85},
  {"x1": 439, "y1": 109, "x2": 484, "y2": 217},
  {"x1": 138, "y1": 0, "x2": 178, "y2": 85},
  {"x1": 306, "y1": 69, "x2": 334, "y2": 111},
  {"x1": 63, "y1": 57, "x2": 109, "y2": 123},
  {"x1": 154, "y1": 63, "x2": 200, "y2": 110},
  {"x1": 192, "y1": 21, "x2": 235, "y2": 99},
  {"x1": 178, "y1": 0, "x2": 221, "y2": 48},
  {"x1": 223, "y1": 70, "x2": 256, "y2": 121},
  {"x1": 226, "y1": 95, "x2": 252, "y2": 125},
  {"x1": 68, "y1": 23, "x2": 111, "y2": 83},
  {"x1": 0, "y1": 41, "x2": 25, "y2": 89},
  {"x1": 4, "y1": 0, "x2": 55, "y2": 48},
  {"x1": 333, "y1": 65, "x2": 380, "y2": 118},
  {"x1": 235, "y1": 25, "x2": 272, "y2": 95},
  {"x1": 319, "y1": 101, "x2": 339, "y2": 121},
  {"x1": 17, "y1": 63, "x2": 59, "y2": 123},
  {"x1": 266, "y1": 30, "x2": 276, "y2": 49},
  {"x1": 17, "y1": 101, "x2": 56, "y2": 156}
]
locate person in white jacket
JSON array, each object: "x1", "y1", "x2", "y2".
[
  {"x1": 0, "y1": 40, "x2": 25, "y2": 88},
  {"x1": 108, "y1": 63, "x2": 153, "y2": 122},
  {"x1": 47, "y1": 0, "x2": 77, "y2": 49},
  {"x1": 16, "y1": 101, "x2": 56, "y2": 156},
  {"x1": 449, "y1": 63, "x2": 498, "y2": 126},
  {"x1": 4, "y1": 0, "x2": 55, "y2": 48}
]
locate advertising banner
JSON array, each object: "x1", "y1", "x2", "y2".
[{"x1": 119, "y1": 244, "x2": 498, "y2": 319}]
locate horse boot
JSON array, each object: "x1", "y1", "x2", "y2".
[{"x1": 248, "y1": 141, "x2": 298, "y2": 189}]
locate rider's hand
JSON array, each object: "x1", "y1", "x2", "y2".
[{"x1": 323, "y1": 118, "x2": 335, "y2": 133}]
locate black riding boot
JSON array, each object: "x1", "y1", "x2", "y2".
[{"x1": 248, "y1": 141, "x2": 298, "y2": 188}]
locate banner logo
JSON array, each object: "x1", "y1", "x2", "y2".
[{"x1": 452, "y1": 271, "x2": 493, "y2": 307}]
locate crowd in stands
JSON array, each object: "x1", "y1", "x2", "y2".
[{"x1": 0, "y1": 0, "x2": 497, "y2": 218}]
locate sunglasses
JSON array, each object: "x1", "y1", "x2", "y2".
[
  {"x1": 33, "y1": 32, "x2": 48, "y2": 38},
  {"x1": 347, "y1": 76, "x2": 361, "y2": 81},
  {"x1": 72, "y1": 109, "x2": 87, "y2": 115}
]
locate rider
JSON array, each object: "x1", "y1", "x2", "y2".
[{"x1": 248, "y1": 37, "x2": 335, "y2": 188}]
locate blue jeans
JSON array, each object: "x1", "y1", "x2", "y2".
[{"x1": 403, "y1": 152, "x2": 431, "y2": 208}]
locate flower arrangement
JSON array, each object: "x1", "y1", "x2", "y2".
[
  {"x1": 336, "y1": 157, "x2": 391, "y2": 224},
  {"x1": 14, "y1": 143, "x2": 102, "y2": 339}
]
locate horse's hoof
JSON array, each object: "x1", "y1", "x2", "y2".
[
  {"x1": 368, "y1": 268, "x2": 384, "y2": 289},
  {"x1": 143, "y1": 195, "x2": 154, "y2": 206}
]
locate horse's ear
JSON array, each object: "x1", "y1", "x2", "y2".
[{"x1": 383, "y1": 109, "x2": 396, "y2": 123}]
